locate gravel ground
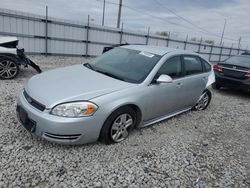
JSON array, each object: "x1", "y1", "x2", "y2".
[{"x1": 0, "y1": 55, "x2": 250, "y2": 188}]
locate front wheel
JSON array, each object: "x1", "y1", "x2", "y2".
[
  {"x1": 0, "y1": 57, "x2": 19, "y2": 79},
  {"x1": 193, "y1": 90, "x2": 212, "y2": 111},
  {"x1": 100, "y1": 107, "x2": 137, "y2": 144}
]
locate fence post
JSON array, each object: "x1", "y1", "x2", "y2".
[
  {"x1": 208, "y1": 45, "x2": 213, "y2": 62},
  {"x1": 184, "y1": 35, "x2": 188, "y2": 50},
  {"x1": 146, "y1": 27, "x2": 150, "y2": 45},
  {"x1": 85, "y1": 15, "x2": 90, "y2": 56},
  {"x1": 45, "y1": 6, "x2": 48, "y2": 56},
  {"x1": 229, "y1": 43, "x2": 233, "y2": 57},
  {"x1": 198, "y1": 37, "x2": 202, "y2": 53},
  {"x1": 119, "y1": 23, "x2": 123, "y2": 45},
  {"x1": 166, "y1": 32, "x2": 170, "y2": 47}
]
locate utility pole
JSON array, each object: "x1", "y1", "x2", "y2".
[
  {"x1": 45, "y1": 6, "x2": 48, "y2": 56},
  {"x1": 102, "y1": 0, "x2": 105, "y2": 26},
  {"x1": 238, "y1": 37, "x2": 242, "y2": 49},
  {"x1": 146, "y1": 27, "x2": 150, "y2": 45},
  {"x1": 117, "y1": 0, "x2": 122, "y2": 28},
  {"x1": 220, "y1": 19, "x2": 226, "y2": 46}
]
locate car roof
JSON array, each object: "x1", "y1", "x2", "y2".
[{"x1": 121, "y1": 44, "x2": 196, "y2": 56}]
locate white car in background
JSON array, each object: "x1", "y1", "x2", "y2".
[{"x1": 0, "y1": 37, "x2": 41, "y2": 79}]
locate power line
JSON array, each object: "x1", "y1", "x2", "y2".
[
  {"x1": 191, "y1": 0, "x2": 229, "y2": 18},
  {"x1": 96, "y1": 0, "x2": 194, "y2": 30},
  {"x1": 154, "y1": 0, "x2": 239, "y2": 42},
  {"x1": 96, "y1": 0, "x2": 250, "y2": 44},
  {"x1": 154, "y1": 0, "x2": 220, "y2": 37},
  {"x1": 97, "y1": 0, "x2": 229, "y2": 39},
  {"x1": 188, "y1": 1, "x2": 250, "y2": 44}
]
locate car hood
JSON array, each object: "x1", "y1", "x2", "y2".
[{"x1": 25, "y1": 64, "x2": 134, "y2": 108}]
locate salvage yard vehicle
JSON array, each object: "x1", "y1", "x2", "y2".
[
  {"x1": 16, "y1": 45, "x2": 215, "y2": 145},
  {"x1": 0, "y1": 37, "x2": 41, "y2": 79},
  {"x1": 213, "y1": 55, "x2": 250, "y2": 91}
]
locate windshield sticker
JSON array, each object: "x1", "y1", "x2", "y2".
[{"x1": 139, "y1": 51, "x2": 155, "y2": 58}]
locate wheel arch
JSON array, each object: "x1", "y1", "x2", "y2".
[
  {"x1": 106, "y1": 103, "x2": 142, "y2": 128},
  {"x1": 0, "y1": 54, "x2": 20, "y2": 64},
  {"x1": 204, "y1": 88, "x2": 212, "y2": 97},
  {"x1": 98, "y1": 103, "x2": 142, "y2": 143}
]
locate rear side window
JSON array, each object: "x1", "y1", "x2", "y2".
[
  {"x1": 183, "y1": 56, "x2": 203, "y2": 75},
  {"x1": 156, "y1": 56, "x2": 182, "y2": 79},
  {"x1": 201, "y1": 59, "x2": 211, "y2": 72}
]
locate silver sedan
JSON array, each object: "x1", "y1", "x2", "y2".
[{"x1": 16, "y1": 45, "x2": 215, "y2": 145}]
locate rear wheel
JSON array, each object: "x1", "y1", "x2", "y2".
[
  {"x1": 100, "y1": 107, "x2": 137, "y2": 144},
  {"x1": 0, "y1": 57, "x2": 19, "y2": 79},
  {"x1": 193, "y1": 90, "x2": 212, "y2": 111}
]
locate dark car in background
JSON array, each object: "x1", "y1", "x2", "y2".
[{"x1": 212, "y1": 56, "x2": 250, "y2": 91}]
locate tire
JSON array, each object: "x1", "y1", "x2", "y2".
[
  {"x1": 99, "y1": 106, "x2": 137, "y2": 144},
  {"x1": 0, "y1": 57, "x2": 19, "y2": 79},
  {"x1": 212, "y1": 83, "x2": 221, "y2": 90},
  {"x1": 192, "y1": 89, "x2": 212, "y2": 111}
]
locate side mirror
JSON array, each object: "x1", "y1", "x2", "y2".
[{"x1": 156, "y1": 74, "x2": 173, "y2": 84}]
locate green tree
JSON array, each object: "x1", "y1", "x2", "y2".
[{"x1": 156, "y1": 31, "x2": 169, "y2": 37}]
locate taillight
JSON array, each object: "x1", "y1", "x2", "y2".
[
  {"x1": 245, "y1": 71, "x2": 250, "y2": 77},
  {"x1": 213, "y1": 64, "x2": 223, "y2": 72}
]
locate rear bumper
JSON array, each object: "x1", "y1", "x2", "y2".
[{"x1": 215, "y1": 72, "x2": 250, "y2": 91}]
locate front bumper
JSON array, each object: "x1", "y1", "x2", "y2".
[
  {"x1": 215, "y1": 72, "x2": 250, "y2": 91},
  {"x1": 16, "y1": 91, "x2": 105, "y2": 145}
]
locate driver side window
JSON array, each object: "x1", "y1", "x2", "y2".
[{"x1": 156, "y1": 56, "x2": 182, "y2": 79}]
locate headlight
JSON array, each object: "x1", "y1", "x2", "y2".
[{"x1": 51, "y1": 101, "x2": 98, "y2": 117}]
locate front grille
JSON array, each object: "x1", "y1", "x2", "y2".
[
  {"x1": 44, "y1": 132, "x2": 81, "y2": 140},
  {"x1": 23, "y1": 90, "x2": 46, "y2": 111},
  {"x1": 16, "y1": 105, "x2": 36, "y2": 133}
]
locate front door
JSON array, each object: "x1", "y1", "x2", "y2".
[{"x1": 143, "y1": 55, "x2": 187, "y2": 121}]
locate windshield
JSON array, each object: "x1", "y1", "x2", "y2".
[
  {"x1": 225, "y1": 56, "x2": 250, "y2": 67},
  {"x1": 88, "y1": 47, "x2": 161, "y2": 83}
]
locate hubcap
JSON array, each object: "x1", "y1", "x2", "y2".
[
  {"x1": 111, "y1": 113, "x2": 133, "y2": 142},
  {"x1": 0, "y1": 60, "x2": 18, "y2": 79},
  {"x1": 195, "y1": 92, "x2": 209, "y2": 110}
]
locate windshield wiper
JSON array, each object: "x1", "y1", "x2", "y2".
[
  {"x1": 94, "y1": 69, "x2": 125, "y2": 81},
  {"x1": 84, "y1": 64, "x2": 125, "y2": 81},
  {"x1": 83, "y1": 63, "x2": 95, "y2": 70}
]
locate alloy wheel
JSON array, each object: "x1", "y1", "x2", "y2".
[
  {"x1": 0, "y1": 60, "x2": 18, "y2": 79},
  {"x1": 195, "y1": 92, "x2": 210, "y2": 111},
  {"x1": 111, "y1": 113, "x2": 133, "y2": 142}
]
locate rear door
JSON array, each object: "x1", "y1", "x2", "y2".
[{"x1": 181, "y1": 55, "x2": 208, "y2": 108}]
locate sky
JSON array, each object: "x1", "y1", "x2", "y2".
[{"x1": 1, "y1": 0, "x2": 250, "y2": 48}]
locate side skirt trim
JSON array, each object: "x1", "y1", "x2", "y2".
[{"x1": 139, "y1": 108, "x2": 191, "y2": 128}]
